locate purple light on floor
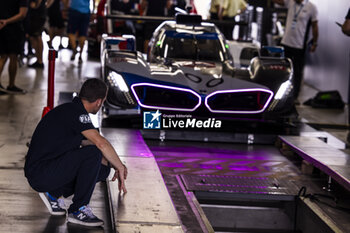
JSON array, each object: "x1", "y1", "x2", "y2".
[
  {"x1": 192, "y1": 170, "x2": 219, "y2": 175},
  {"x1": 152, "y1": 151, "x2": 269, "y2": 161},
  {"x1": 233, "y1": 160, "x2": 254, "y2": 165},
  {"x1": 192, "y1": 164, "x2": 223, "y2": 170},
  {"x1": 130, "y1": 82, "x2": 201, "y2": 111},
  {"x1": 199, "y1": 164, "x2": 215, "y2": 170},
  {"x1": 229, "y1": 165, "x2": 260, "y2": 171},
  {"x1": 155, "y1": 157, "x2": 172, "y2": 162},
  {"x1": 201, "y1": 160, "x2": 228, "y2": 164},
  {"x1": 197, "y1": 183, "x2": 268, "y2": 189},
  {"x1": 177, "y1": 158, "x2": 202, "y2": 163},
  {"x1": 212, "y1": 190, "x2": 270, "y2": 194},
  {"x1": 160, "y1": 162, "x2": 185, "y2": 168},
  {"x1": 149, "y1": 146, "x2": 272, "y2": 160},
  {"x1": 198, "y1": 174, "x2": 269, "y2": 180},
  {"x1": 139, "y1": 152, "x2": 152, "y2": 157}
]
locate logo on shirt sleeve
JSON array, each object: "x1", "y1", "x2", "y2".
[{"x1": 79, "y1": 114, "x2": 92, "y2": 124}]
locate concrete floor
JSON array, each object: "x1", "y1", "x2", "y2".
[
  {"x1": 0, "y1": 39, "x2": 349, "y2": 232},
  {"x1": 297, "y1": 83, "x2": 349, "y2": 145}
]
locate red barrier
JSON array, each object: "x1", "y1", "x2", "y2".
[{"x1": 42, "y1": 49, "x2": 57, "y2": 118}]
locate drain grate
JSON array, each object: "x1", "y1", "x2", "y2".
[{"x1": 181, "y1": 174, "x2": 299, "y2": 196}]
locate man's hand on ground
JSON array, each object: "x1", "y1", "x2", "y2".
[
  {"x1": 0, "y1": 20, "x2": 7, "y2": 30},
  {"x1": 123, "y1": 164, "x2": 128, "y2": 179},
  {"x1": 112, "y1": 165, "x2": 127, "y2": 193}
]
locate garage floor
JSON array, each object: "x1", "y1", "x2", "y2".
[{"x1": 0, "y1": 40, "x2": 348, "y2": 232}]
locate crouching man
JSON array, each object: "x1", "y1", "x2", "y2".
[{"x1": 24, "y1": 78, "x2": 127, "y2": 227}]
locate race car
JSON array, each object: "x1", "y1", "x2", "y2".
[{"x1": 100, "y1": 14, "x2": 295, "y2": 124}]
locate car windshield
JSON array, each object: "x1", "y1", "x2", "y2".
[{"x1": 156, "y1": 31, "x2": 225, "y2": 62}]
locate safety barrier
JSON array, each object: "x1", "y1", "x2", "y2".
[{"x1": 41, "y1": 49, "x2": 57, "y2": 118}]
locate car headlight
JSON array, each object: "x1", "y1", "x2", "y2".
[
  {"x1": 107, "y1": 71, "x2": 129, "y2": 92},
  {"x1": 274, "y1": 80, "x2": 292, "y2": 100},
  {"x1": 267, "y1": 79, "x2": 293, "y2": 112}
]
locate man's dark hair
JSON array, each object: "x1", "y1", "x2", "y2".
[{"x1": 79, "y1": 78, "x2": 107, "y2": 102}]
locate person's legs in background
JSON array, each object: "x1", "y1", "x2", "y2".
[
  {"x1": 77, "y1": 36, "x2": 86, "y2": 62},
  {"x1": 68, "y1": 33, "x2": 78, "y2": 60},
  {"x1": 0, "y1": 54, "x2": 8, "y2": 92},
  {"x1": 67, "y1": 9, "x2": 79, "y2": 60},
  {"x1": 283, "y1": 45, "x2": 305, "y2": 102},
  {"x1": 76, "y1": 12, "x2": 90, "y2": 63},
  {"x1": 29, "y1": 34, "x2": 44, "y2": 67},
  {"x1": 23, "y1": 14, "x2": 34, "y2": 59},
  {"x1": 0, "y1": 53, "x2": 28, "y2": 93},
  {"x1": 47, "y1": 2, "x2": 66, "y2": 49},
  {"x1": 48, "y1": 26, "x2": 65, "y2": 49},
  {"x1": 28, "y1": 16, "x2": 45, "y2": 69},
  {"x1": 291, "y1": 50, "x2": 305, "y2": 100},
  {"x1": 0, "y1": 27, "x2": 27, "y2": 94},
  {"x1": 8, "y1": 54, "x2": 20, "y2": 89},
  {"x1": 223, "y1": 16, "x2": 235, "y2": 40}
]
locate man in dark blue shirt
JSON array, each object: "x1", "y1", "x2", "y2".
[{"x1": 25, "y1": 78, "x2": 127, "y2": 227}]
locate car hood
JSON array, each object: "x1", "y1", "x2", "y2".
[{"x1": 106, "y1": 55, "x2": 269, "y2": 95}]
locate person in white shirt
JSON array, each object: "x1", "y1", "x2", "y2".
[{"x1": 272, "y1": 0, "x2": 319, "y2": 102}]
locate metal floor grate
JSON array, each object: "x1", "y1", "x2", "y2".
[{"x1": 181, "y1": 174, "x2": 299, "y2": 196}]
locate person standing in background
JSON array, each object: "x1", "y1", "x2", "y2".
[
  {"x1": 272, "y1": 0, "x2": 319, "y2": 103},
  {"x1": 67, "y1": 0, "x2": 94, "y2": 63},
  {"x1": 47, "y1": 0, "x2": 68, "y2": 49},
  {"x1": 140, "y1": 0, "x2": 169, "y2": 52},
  {"x1": 209, "y1": 0, "x2": 221, "y2": 20},
  {"x1": 27, "y1": 0, "x2": 51, "y2": 69},
  {"x1": 141, "y1": 0, "x2": 168, "y2": 17},
  {"x1": 167, "y1": 0, "x2": 187, "y2": 17},
  {"x1": 0, "y1": 0, "x2": 28, "y2": 94},
  {"x1": 217, "y1": 0, "x2": 247, "y2": 40}
]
